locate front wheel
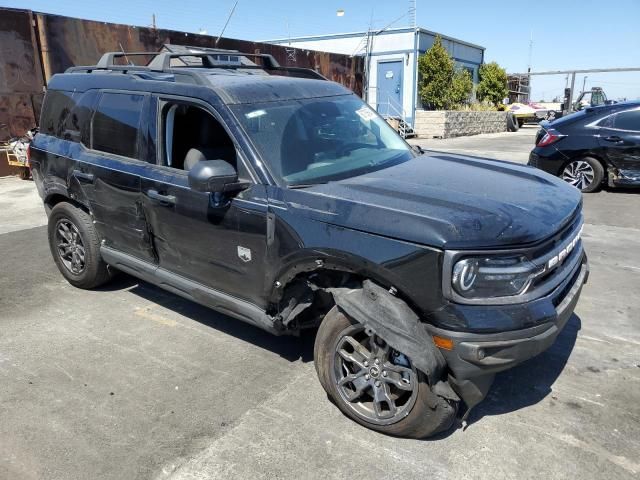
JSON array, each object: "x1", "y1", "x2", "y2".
[{"x1": 314, "y1": 307, "x2": 457, "y2": 438}]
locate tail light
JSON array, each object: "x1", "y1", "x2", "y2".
[{"x1": 537, "y1": 129, "x2": 565, "y2": 147}]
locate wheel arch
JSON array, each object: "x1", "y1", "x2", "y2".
[{"x1": 44, "y1": 192, "x2": 90, "y2": 216}]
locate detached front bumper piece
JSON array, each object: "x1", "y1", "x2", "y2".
[{"x1": 428, "y1": 255, "x2": 589, "y2": 411}]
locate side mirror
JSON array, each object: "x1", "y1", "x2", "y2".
[
  {"x1": 412, "y1": 145, "x2": 425, "y2": 155},
  {"x1": 188, "y1": 160, "x2": 240, "y2": 193}
]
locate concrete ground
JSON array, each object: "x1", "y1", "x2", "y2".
[{"x1": 1, "y1": 127, "x2": 639, "y2": 480}]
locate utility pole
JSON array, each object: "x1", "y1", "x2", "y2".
[
  {"x1": 527, "y1": 30, "x2": 533, "y2": 102},
  {"x1": 151, "y1": 13, "x2": 156, "y2": 29}
]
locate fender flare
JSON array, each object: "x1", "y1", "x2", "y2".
[{"x1": 328, "y1": 280, "x2": 457, "y2": 401}]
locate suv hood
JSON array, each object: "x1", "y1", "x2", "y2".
[{"x1": 279, "y1": 154, "x2": 582, "y2": 249}]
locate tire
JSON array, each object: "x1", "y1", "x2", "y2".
[
  {"x1": 560, "y1": 157, "x2": 604, "y2": 193},
  {"x1": 314, "y1": 306, "x2": 457, "y2": 438},
  {"x1": 507, "y1": 112, "x2": 519, "y2": 132},
  {"x1": 19, "y1": 167, "x2": 30, "y2": 180},
  {"x1": 47, "y1": 202, "x2": 113, "y2": 289}
]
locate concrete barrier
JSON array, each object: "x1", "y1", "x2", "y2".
[{"x1": 414, "y1": 110, "x2": 508, "y2": 138}]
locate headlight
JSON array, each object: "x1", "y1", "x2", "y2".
[{"x1": 451, "y1": 255, "x2": 544, "y2": 299}]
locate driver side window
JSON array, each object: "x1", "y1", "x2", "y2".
[{"x1": 160, "y1": 102, "x2": 248, "y2": 179}]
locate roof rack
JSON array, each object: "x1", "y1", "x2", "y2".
[{"x1": 65, "y1": 50, "x2": 327, "y2": 82}]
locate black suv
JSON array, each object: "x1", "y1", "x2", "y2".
[{"x1": 30, "y1": 49, "x2": 589, "y2": 438}]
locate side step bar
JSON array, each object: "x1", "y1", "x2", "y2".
[{"x1": 100, "y1": 246, "x2": 282, "y2": 335}]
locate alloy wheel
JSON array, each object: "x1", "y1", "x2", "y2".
[
  {"x1": 331, "y1": 325, "x2": 418, "y2": 426},
  {"x1": 562, "y1": 160, "x2": 595, "y2": 191},
  {"x1": 55, "y1": 218, "x2": 86, "y2": 274}
]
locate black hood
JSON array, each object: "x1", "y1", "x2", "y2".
[{"x1": 280, "y1": 154, "x2": 582, "y2": 249}]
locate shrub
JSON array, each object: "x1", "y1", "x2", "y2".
[
  {"x1": 477, "y1": 62, "x2": 508, "y2": 107},
  {"x1": 418, "y1": 36, "x2": 473, "y2": 110}
]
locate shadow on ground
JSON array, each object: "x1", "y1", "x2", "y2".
[
  {"x1": 100, "y1": 273, "x2": 316, "y2": 363},
  {"x1": 101, "y1": 273, "x2": 581, "y2": 433},
  {"x1": 469, "y1": 314, "x2": 581, "y2": 425}
]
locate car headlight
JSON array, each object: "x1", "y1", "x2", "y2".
[{"x1": 451, "y1": 255, "x2": 544, "y2": 299}]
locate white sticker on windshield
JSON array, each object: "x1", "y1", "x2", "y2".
[
  {"x1": 355, "y1": 106, "x2": 376, "y2": 121},
  {"x1": 246, "y1": 109, "x2": 267, "y2": 119}
]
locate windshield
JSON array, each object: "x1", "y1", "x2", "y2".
[{"x1": 230, "y1": 95, "x2": 414, "y2": 186}]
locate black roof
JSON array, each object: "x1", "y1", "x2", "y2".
[{"x1": 46, "y1": 49, "x2": 352, "y2": 105}]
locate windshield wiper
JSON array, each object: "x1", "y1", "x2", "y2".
[{"x1": 287, "y1": 182, "x2": 328, "y2": 189}]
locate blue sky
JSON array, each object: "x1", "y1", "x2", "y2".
[{"x1": 4, "y1": 0, "x2": 640, "y2": 100}]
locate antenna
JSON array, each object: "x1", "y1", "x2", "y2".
[
  {"x1": 215, "y1": 1, "x2": 238, "y2": 47},
  {"x1": 409, "y1": 0, "x2": 416, "y2": 29}
]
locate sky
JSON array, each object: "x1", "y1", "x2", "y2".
[{"x1": 3, "y1": 0, "x2": 640, "y2": 100}]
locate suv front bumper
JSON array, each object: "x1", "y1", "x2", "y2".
[{"x1": 427, "y1": 254, "x2": 588, "y2": 409}]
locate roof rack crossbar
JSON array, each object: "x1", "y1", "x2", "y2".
[
  {"x1": 95, "y1": 52, "x2": 158, "y2": 69},
  {"x1": 67, "y1": 50, "x2": 326, "y2": 82},
  {"x1": 147, "y1": 51, "x2": 281, "y2": 72}
]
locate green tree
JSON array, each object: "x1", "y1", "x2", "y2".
[
  {"x1": 476, "y1": 62, "x2": 508, "y2": 106},
  {"x1": 418, "y1": 36, "x2": 454, "y2": 109},
  {"x1": 450, "y1": 69, "x2": 473, "y2": 107},
  {"x1": 418, "y1": 36, "x2": 472, "y2": 109}
]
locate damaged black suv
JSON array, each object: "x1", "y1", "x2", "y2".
[{"x1": 30, "y1": 49, "x2": 589, "y2": 438}]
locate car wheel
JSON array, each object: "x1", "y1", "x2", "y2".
[
  {"x1": 48, "y1": 202, "x2": 113, "y2": 289},
  {"x1": 507, "y1": 113, "x2": 519, "y2": 132},
  {"x1": 561, "y1": 157, "x2": 604, "y2": 193},
  {"x1": 314, "y1": 306, "x2": 457, "y2": 438}
]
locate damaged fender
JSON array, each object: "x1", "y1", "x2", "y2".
[{"x1": 329, "y1": 280, "x2": 458, "y2": 402}]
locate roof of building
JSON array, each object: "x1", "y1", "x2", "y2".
[{"x1": 264, "y1": 26, "x2": 485, "y2": 52}]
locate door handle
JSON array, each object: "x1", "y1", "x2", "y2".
[
  {"x1": 604, "y1": 135, "x2": 624, "y2": 143},
  {"x1": 146, "y1": 189, "x2": 176, "y2": 206},
  {"x1": 72, "y1": 169, "x2": 94, "y2": 183}
]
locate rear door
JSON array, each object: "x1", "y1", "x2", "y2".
[
  {"x1": 75, "y1": 90, "x2": 155, "y2": 262},
  {"x1": 598, "y1": 107, "x2": 640, "y2": 180},
  {"x1": 138, "y1": 95, "x2": 269, "y2": 306}
]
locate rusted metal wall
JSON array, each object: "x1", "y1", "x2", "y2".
[
  {"x1": 0, "y1": 8, "x2": 45, "y2": 176},
  {"x1": 35, "y1": 13, "x2": 363, "y2": 94},
  {"x1": 0, "y1": 8, "x2": 364, "y2": 176}
]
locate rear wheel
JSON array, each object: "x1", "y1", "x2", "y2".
[
  {"x1": 47, "y1": 202, "x2": 113, "y2": 289},
  {"x1": 314, "y1": 307, "x2": 457, "y2": 438},
  {"x1": 561, "y1": 157, "x2": 604, "y2": 193}
]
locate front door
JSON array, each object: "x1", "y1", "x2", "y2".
[
  {"x1": 598, "y1": 107, "x2": 640, "y2": 180},
  {"x1": 376, "y1": 60, "x2": 403, "y2": 117},
  {"x1": 139, "y1": 97, "x2": 269, "y2": 306}
]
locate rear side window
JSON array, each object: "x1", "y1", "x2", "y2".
[
  {"x1": 62, "y1": 91, "x2": 99, "y2": 145},
  {"x1": 92, "y1": 93, "x2": 144, "y2": 158},
  {"x1": 40, "y1": 90, "x2": 76, "y2": 137},
  {"x1": 613, "y1": 109, "x2": 640, "y2": 131}
]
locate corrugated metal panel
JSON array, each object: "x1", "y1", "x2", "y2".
[
  {"x1": 0, "y1": 8, "x2": 45, "y2": 176},
  {"x1": 34, "y1": 13, "x2": 363, "y2": 95}
]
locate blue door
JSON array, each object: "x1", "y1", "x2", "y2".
[{"x1": 376, "y1": 60, "x2": 403, "y2": 117}]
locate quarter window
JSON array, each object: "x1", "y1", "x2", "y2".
[
  {"x1": 612, "y1": 109, "x2": 640, "y2": 131},
  {"x1": 40, "y1": 90, "x2": 76, "y2": 137},
  {"x1": 92, "y1": 93, "x2": 144, "y2": 158}
]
